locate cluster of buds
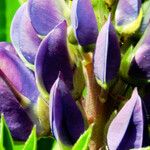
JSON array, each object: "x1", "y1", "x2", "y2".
[{"x1": 0, "y1": 0, "x2": 150, "y2": 149}]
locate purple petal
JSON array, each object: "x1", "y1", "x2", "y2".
[
  {"x1": 0, "y1": 77, "x2": 33, "y2": 141},
  {"x1": 93, "y1": 15, "x2": 120, "y2": 85},
  {"x1": 0, "y1": 42, "x2": 17, "y2": 55},
  {"x1": 107, "y1": 88, "x2": 146, "y2": 149},
  {"x1": 0, "y1": 47, "x2": 39, "y2": 103},
  {"x1": 11, "y1": 3, "x2": 41, "y2": 68},
  {"x1": 49, "y1": 72, "x2": 85, "y2": 145},
  {"x1": 28, "y1": 0, "x2": 64, "y2": 35},
  {"x1": 35, "y1": 20, "x2": 73, "y2": 99},
  {"x1": 115, "y1": 0, "x2": 141, "y2": 26},
  {"x1": 129, "y1": 23, "x2": 150, "y2": 80},
  {"x1": 71, "y1": 0, "x2": 98, "y2": 46}
]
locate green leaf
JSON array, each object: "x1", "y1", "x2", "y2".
[
  {"x1": 0, "y1": 114, "x2": 14, "y2": 150},
  {"x1": 23, "y1": 126, "x2": 37, "y2": 150},
  {"x1": 72, "y1": 124, "x2": 93, "y2": 150},
  {"x1": 37, "y1": 137, "x2": 56, "y2": 150},
  {"x1": 0, "y1": 0, "x2": 20, "y2": 41},
  {"x1": 51, "y1": 141, "x2": 61, "y2": 150},
  {"x1": 14, "y1": 141, "x2": 24, "y2": 150}
]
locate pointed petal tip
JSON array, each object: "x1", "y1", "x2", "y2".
[
  {"x1": 94, "y1": 15, "x2": 120, "y2": 85},
  {"x1": 50, "y1": 76, "x2": 85, "y2": 145},
  {"x1": 107, "y1": 88, "x2": 145, "y2": 149},
  {"x1": 71, "y1": 0, "x2": 98, "y2": 46},
  {"x1": 35, "y1": 19, "x2": 73, "y2": 99}
]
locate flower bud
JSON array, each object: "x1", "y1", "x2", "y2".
[
  {"x1": 115, "y1": 0, "x2": 143, "y2": 35},
  {"x1": 71, "y1": 0, "x2": 98, "y2": 46},
  {"x1": 49, "y1": 72, "x2": 85, "y2": 146},
  {"x1": 94, "y1": 15, "x2": 120, "y2": 90}
]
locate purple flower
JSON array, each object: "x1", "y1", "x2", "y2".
[
  {"x1": 0, "y1": 44, "x2": 42, "y2": 140},
  {"x1": 28, "y1": 0, "x2": 64, "y2": 35},
  {"x1": 0, "y1": 77, "x2": 33, "y2": 141},
  {"x1": 107, "y1": 88, "x2": 149, "y2": 149},
  {"x1": 11, "y1": 3, "x2": 41, "y2": 69},
  {"x1": 93, "y1": 15, "x2": 120, "y2": 89},
  {"x1": 71, "y1": 0, "x2": 98, "y2": 46},
  {"x1": 122, "y1": 23, "x2": 150, "y2": 84},
  {"x1": 49, "y1": 72, "x2": 85, "y2": 146},
  {"x1": 35, "y1": 20, "x2": 73, "y2": 99},
  {"x1": 115, "y1": 0, "x2": 142, "y2": 34}
]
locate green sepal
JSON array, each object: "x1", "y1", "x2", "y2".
[
  {"x1": 67, "y1": 26, "x2": 78, "y2": 45},
  {"x1": 0, "y1": 114, "x2": 14, "y2": 150},
  {"x1": 96, "y1": 77, "x2": 118, "y2": 91},
  {"x1": 72, "y1": 124, "x2": 93, "y2": 150},
  {"x1": 72, "y1": 60, "x2": 85, "y2": 100},
  {"x1": 36, "y1": 96, "x2": 50, "y2": 135},
  {"x1": 120, "y1": 45, "x2": 134, "y2": 80},
  {"x1": 23, "y1": 126, "x2": 37, "y2": 150}
]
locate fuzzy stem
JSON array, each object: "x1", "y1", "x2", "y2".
[{"x1": 83, "y1": 60, "x2": 107, "y2": 150}]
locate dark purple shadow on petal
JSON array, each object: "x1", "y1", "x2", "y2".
[
  {"x1": 129, "y1": 24, "x2": 150, "y2": 80},
  {"x1": 141, "y1": 84, "x2": 150, "y2": 122},
  {"x1": 0, "y1": 47, "x2": 39, "y2": 103},
  {"x1": 11, "y1": 3, "x2": 41, "y2": 65},
  {"x1": 94, "y1": 15, "x2": 120, "y2": 84},
  {"x1": 0, "y1": 77, "x2": 33, "y2": 141},
  {"x1": 115, "y1": 0, "x2": 141, "y2": 26},
  {"x1": 35, "y1": 20, "x2": 73, "y2": 94},
  {"x1": 71, "y1": 0, "x2": 98, "y2": 46},
  {"x1": 0, "y1": 42, "x2": 17, "y2": 55},
  {"x1": 107, "y1": 88, "x2": 145, "y2": 150},
  {"x1": 50, "y1": 72, "x2": 85, "y2": 145},
  {"x1": 28, "y1": 0, "x2": 63, "y2": 35}
]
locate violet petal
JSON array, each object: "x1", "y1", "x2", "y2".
[
  {"x1": 0, "y1": 47, "x2": 39, "y2": 103},
  {"x1": 129, "y1": 23, "x2": 150, "y2": 81},
  {"x1": 93, "y1": 15, "x2": 120, "y2": 88},
  {"x1": 107, "y1": 88, "x2": 146, "y2": 150},
  {"x1": 115, "y1": 0, "x2": 141, "y2": 26},
  {"x1": 49, "y1": 72, "x2": 85, "y2": 145},
  {"x1": 0, "y1": 42, "x2": 16, "y2": 55},
  {"x1": 28, "y1": 0, "x2": 64, "y2": 35},
  {"x1": 0, "y1": 77, "x2": 33, "y2": 141},
  {"x1": 71, "y1": 0, "x2": 98, "y2": 46},
  {"x1": 11, "y1": 3, "x2": 41, "y2": 69},
  {"x1": 35, "y1": 20, "x2": 73, "y2": 99}
]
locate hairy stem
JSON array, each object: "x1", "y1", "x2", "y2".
[{"x1": 83, "y1": 59, "x2": 107, "y2": 150}]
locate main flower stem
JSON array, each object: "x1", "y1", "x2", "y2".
[{"x1": 83, "y1": 55, "x2": 108, "y2": 149}]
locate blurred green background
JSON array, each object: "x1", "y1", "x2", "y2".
[{"x1": 0, "y1": 0, "x2": 20, "y2": 42}]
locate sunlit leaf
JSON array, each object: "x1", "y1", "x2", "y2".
[
  {"x1": 0, "y1": 114, "x2": 14, "y2": 150},
  {"x1": 23, "y1": 126, "x2": 37, "y2": 150},
  {"x1": 72, "y1": 124, "x2": 93, "y2": 150}
]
